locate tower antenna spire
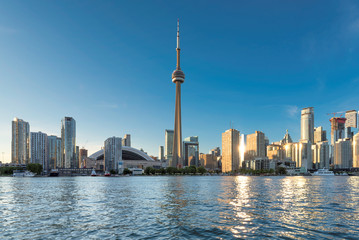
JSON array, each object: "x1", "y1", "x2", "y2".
[{"x1": 176, "y1": 18, "x2": 181, "y2": 70}]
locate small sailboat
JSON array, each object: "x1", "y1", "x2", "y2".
[{"x1": 91, "y1": 168, "x2": 97, "y2": 176}]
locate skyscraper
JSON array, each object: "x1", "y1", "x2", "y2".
[
  {"x1": 345, "y1": 110, "x2": 357, "y2": 138},
  {"x1": 61, "y1": 117, "x2": 76, "y2": 168},
  {"x1": 122, "y1": 134, "x2": 131, "y2": 147},
  {"x1": 48, "y1": 135, "x2": 61, "y2": 169},
  {"x1": 11, "y1": 118, "x2": 30, "y2": 165},
  {"x1": 183, "y1": 136, "x2": 199, "y2": 166},
  {"x1": 330, "y1": 117, "x2": 346, "y2": 145},
  {"x1": 245, "y1": 131, "x2": 265, "y2": 160},
  {"x1": 314, "y1": 126, "x2": 327, "y2": 143},
  {"x1": 353, "y1": 132, "x2": 359, "y2": 168},
  {"x1": 222, "y1": 129, "x2": 240, "y2": 172},
  {"x1": 170, "y1": 20, "x2": 185, "y2": 168},
  {"x1": 165, "y1": 129, "x2": 174, "y2": 162},
  {"x1": 334, "y1": 138, "x2": 352, "y2": 169},
  {"x1": 30, "y1": 131, "x2": 48, "y2": 170},
  {"x1": 159, "y1": 146, "x2": 164, "y2": 160},
  {"x1": 312, "y1": 141, "x2": 330, "y2": 169},
  {"x1": 104, "y1": 137, "x2": 122, "y2": 172},
  {"x1": 79, "y1": 148, "x2": 88, "y2": 168},
  {"x1": 301, "y1": 107, "x2": 314, "y2": 143}
]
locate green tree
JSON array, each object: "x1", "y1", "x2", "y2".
[
  {"x1": 189, "y1": 166, "x2": 197, "y2": 174},
  {"x1": 277, "y1": 167, "x2": 287, "y2": 175},
  {"x1": 144, "y1": 167, "x2": 152, "y2": 175},
  {"x1": 166, "y1": 167, "x2": 177, "y2": 175},
  {"x1": 27, "y1": 163, "x2": 42, "y2": 175},
  {"x1": 123, "y1": 168, "x2": 132, "y2": 175},
  {"x1": 197, "y1": 166, "x2": 207, "y2": 175}
]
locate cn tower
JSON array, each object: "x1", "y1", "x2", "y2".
[{"x1": 170, "y1": 20, "x2": 185, "y2": 168}]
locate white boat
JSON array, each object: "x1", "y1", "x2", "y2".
[
  {"x1": 13, "y1": 170, "x2": 36, "y2": 177},
  {"x1": 312, "y1": 168, "x2": 334, "y2": 176}
]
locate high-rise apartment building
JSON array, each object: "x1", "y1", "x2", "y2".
[
  {"x1": 200, "y1": 153, "x2": 217, "y2": 170},
  {"x1": 312, "y1": 141, "x2": 330, "y2": 169},
  {"x1": 79, "y1": 148, "x2": 88, "y2": 168},
  {"x1": 122, "y1": 134, "x2": 131, "y2": 147},
  {"x1": 301, "y1": 107, "x2": 314, "y2": 143},
  {"x1": 61, "y1": 117, "x2": 76, "y2": 168},
  {"x1": 222, "y1": 129, "x2": 240, "y2": 172},
  {"x1": 334, "y1": 138, "x2": 352, "y2": 169},
  {"x1": 75, "y1": 146, "x2": 80, "y2": 168},
  {"x1": 345, "y1": 110, "x2": 357, "y2": 128},
  {"x1": 345, "y1": 110, "x2": 357, "y2": 138},
  {"x1": 165, "y1": 129, "x2": 174, "y2": 162},
  {"x1": 104, "y1": 137, "x2": 122, "y2": 172},
  {"x1": 159, "y1": 146, "x2": 164, "y2": 160},
  {"x1": 30, "y1": 131, "x2": 48, "y2": 170},
  {"x1": 353, "y1": 132, "x2": 359, "y2": 168},
  {"x1": 330, "y1": 117, "x2": 346, "y2": 146},
  {"x1": 267, "y1": 144, "x2": 283, "y2": 160},
  {"x1": 11, "y1": 118, "x2": 30, "y2": 165},
  {"x1": 245, "y1": 131, "x2": 265, "y2": 160},
  {"x1": 183, "y1": 136, "x2": 199, "y2": 166},
  {"x1": 48, "y1": 136, "x2": 61, "y2": 169},
  {"x1": 314, "y1": 126, "x2": 327, "y2": 143},
  {"x1": 291, "y1": 141, "x2": 313, "y2": 170}
]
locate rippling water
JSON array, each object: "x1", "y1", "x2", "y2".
[{"x1": 1, "y1": 176, "x2": 359, "y2": 239}]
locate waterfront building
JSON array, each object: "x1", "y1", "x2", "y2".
[
  {"x1": 76, "y1": 146, "x2": 80, "y2": 168},
  {"x1": 314, "y1": 126, "x2": 327, "y2": 143},
  {"x1": 222, "y1": 129, "x2": 240, "y2": 172},
  {"x1": 245, "y1": 157, "x2": 276, "y2": 171},
  {"x1": 301, "y1": 107, "x2": 314, "y2": 143},
  {"x1": 200, "y1": 153, "x2": 217, "y2": 171},
  {"x1": 312, "y1": 141, "x2": 330, "y2": 169},
  {"x1": 30, "y1": 131, "x2": 48, "y2": 170},
  {"x1": 104, "y1": 137, "x2": 122, "y2": 172},
  {"x1": 159, "y1": 146, "x2": 164, "y2": 160},
  {"x1": 11, "y1": 118, "x2": 30, "y2": 165},
  {"x1": 170, "y1": 20, "x2": 185, "y2": 169},
  {"x1": 79, "y1": 148, "x2": 88, "y2": 168},
  {"x1": 245, "y1": 131, "x2": 265, "y2": 160},
  {"x1": 330, "y1": 117, "x2": 346, "y2": 146},
  {"x1": 267, "y1": 144, "x2": 283, "y2": 160},
  {"x1": 291, "y1": 141, "x2": 313, "y2": 170},
  {"x1": 345, "y1": 110, "x2": 357, "y2": 138},
  {"x1": 280, "y1": 130, "x2": 293, "y2": 145},
  {"x1": 165, "y1": 129, "x2": 174, "y2": 163},
  {"x1": 48, "y1": 136, "x2": 61, "y2": 169},
  {"x1": 61, "y1": 117, "x2": 76, "y2": 168},
  {"x1": 353, "y1": 132, "x2": 359, "y2": 168},
  {"x1": 334, "y1": 138, "x2": 352, "y2": 169},
  {"x1": 122, "y1": 134, "x2": 131, "y2": 147},
  {"x1": 183, "y1": 136, "x2": 199, "y2": 166}
]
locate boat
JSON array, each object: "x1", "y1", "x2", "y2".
[
  {"x1": 13, "y1": 170, "x2": 36, "y2": 177},
  {"x1": 312, "y1": 168, "x2": 334, "y2": 176},
  {"x1": 49, "y1": 169, "x2": 59, "y2": 177},
  {"x1": 104, "y1": 171, "x2": 111, "y2": 177},
  {"x1": 91, "y1": 169, "x2": 97, "y2": 176}
]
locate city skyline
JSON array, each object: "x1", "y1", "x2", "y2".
[{"x1": 1, "y1": 1, "x2": 359, "y2": 161}]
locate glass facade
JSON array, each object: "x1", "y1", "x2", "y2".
[{"x1": 61, "y1": 117, "x2": 76, "y2": 168}]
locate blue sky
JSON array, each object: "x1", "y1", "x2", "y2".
[{"x1": 1, "y1": 0, "x2": 359, "y2": 162}]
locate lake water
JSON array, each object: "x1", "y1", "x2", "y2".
[{"x1": 0, "y1": 176, "x2": 358, "y2": 239}]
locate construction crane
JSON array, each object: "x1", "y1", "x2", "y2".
[{"x1": 327, "y1": 111, "x2": 345, "y2": 118}]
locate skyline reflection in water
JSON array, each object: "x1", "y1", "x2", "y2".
[{"x1": 0, "y1": 176, "x2": 358, "y2": 239}]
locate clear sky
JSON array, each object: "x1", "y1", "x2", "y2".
[{"x1": 1, "y1": 0, "x2": 359, "y2": 162}]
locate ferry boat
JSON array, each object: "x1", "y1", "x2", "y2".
[
  {"x1": 312, "y1": 168, "x2": 334, "y2": 176},
  {"x1": 13, "y1": 170, "x2": 36, "y2": 177},
  {"x1": 104, "y1": 171, "x2": 111, "y2": 177},
  {"x1": 90, "y1": 169, "x2": 97, "y2": 176}
]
